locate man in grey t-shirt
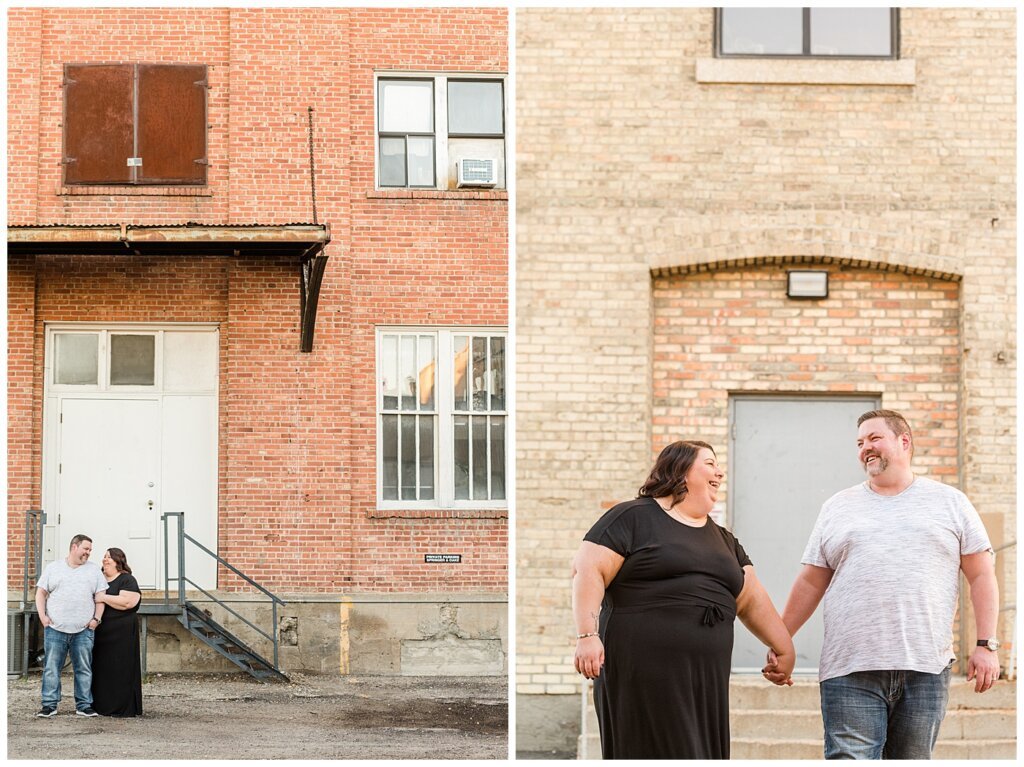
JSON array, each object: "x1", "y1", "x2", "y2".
[
  {"x1": 763, "y1": 409, "x2": 1000, "y2": 759},
  {"x1": 35, "y1": 534, "x2": 108, "y2": 717}
]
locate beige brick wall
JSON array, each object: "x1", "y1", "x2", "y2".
[{"x1": 516, "y1": 7, "x2": 1015, "y2": 700}]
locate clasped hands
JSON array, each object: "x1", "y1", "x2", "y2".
[{"x1": 762, "y1": 647, "x2": 795, "y2": 687}]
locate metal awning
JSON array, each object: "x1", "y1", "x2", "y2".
[{"x1": 8, "y1": 223, "x2": 331, "y2": 352}]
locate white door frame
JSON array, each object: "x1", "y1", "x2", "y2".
[{"x1": 41, "y1": 322, "x2": 220, "y2": 587}]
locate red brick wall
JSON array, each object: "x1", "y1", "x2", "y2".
[
  {"x1": 7, "y1": 255, "x2": 38, "y2": 589},
  {"x1": 652, "y1": 264, "x2": 961, "y2": 484},
  {"x1": 7, "y1": 8, "x2": 508, "y2": 592}
]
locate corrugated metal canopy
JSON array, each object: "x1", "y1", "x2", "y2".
[
  {"x1": 8, "y1": 222, "x2": 329, "y2": 257},
  {"x1": 8, "y1": 223, "x2": 331, "y2": 352}
]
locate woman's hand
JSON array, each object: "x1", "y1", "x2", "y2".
[
  {"x1": 762, "y1": 648, "x2": 795, "y2": 686},
  {"x1": 94, "y1": 593, "x2": 107, "y2": 605},
  {"x1": 574, "y1": 635, "x2": 605, "y2": 680}
]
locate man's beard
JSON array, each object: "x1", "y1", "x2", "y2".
[{"x1": 863, "y1": 454, "x2": 889, "y2": 474}]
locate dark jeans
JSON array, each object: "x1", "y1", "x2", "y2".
[
  {"x1": 820, "y1": 665, "x2": 952, "y2": 759},
  {"x1": 41, "y1": 626, "x2": 95, "y2": 711}
]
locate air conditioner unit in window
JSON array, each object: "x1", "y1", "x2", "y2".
[{"x1": 457, "y1": 158, "x2": 497, "y2": 188}]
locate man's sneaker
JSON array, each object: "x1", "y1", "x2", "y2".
[
  {"x1": 76, "y1": 707, "x2": 99, "y2": 717},
  {"x1": 36, "y1": 706, "x2": 57, "y2": 718}
]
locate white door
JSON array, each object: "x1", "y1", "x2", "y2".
[
  {"x1": 43, "y1": 326, "x2": 219, "y2": 590},
  {"x1": 58, "y1": 398, "x2": 161, "y2": 588},
  {"x1": 729, "y1": 395, "x2": 879, "y2": 673}
]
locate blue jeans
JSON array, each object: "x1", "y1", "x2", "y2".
[
  {"x1": 820, "y1": 665, "x2": 952, "y2": 759},
  {"x1": 41, "y1": 626, "x2": 95, "y2": 711}
]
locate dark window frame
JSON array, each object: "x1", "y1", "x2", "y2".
[
  {"x1": 62, "y1": 62, "x2": 208, "y2": 186},
  {"x1": 377, "y1": 77, "x2": 437, "y2": 189},
  {"x1": 714, "y1": 8, "x2": 900, "y2": 60},
  {"x1": 446, "y1": 78, "x2": 506, "y2": 140}
]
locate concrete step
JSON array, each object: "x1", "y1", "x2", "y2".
[
  {"x1": 729, "y1": 675, "x2": 821, "y2": 709},
  {"x1": 584, "y1": 734, "x2": 1018, "y2": 760},
  {"x1": 577, "y1": 677, "x2": 1017, "y2": 760},
  {"x1": 731, "y1": 708, "x2": 1017, "y2": 741},
  {"x1": 732, "y1": 738, "x2": 1018, "y2": 760},
  {"x1": 947, "y1": 678, "x2": 1017, "y2": 709},
  {"x1": 729, "y1": 676, "x2": 1017, "y2": 710}
]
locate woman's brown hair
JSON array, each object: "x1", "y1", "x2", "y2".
[
  {"x1": 638, "y1": 440, "x2": 715, "y2": 507},
  {"x1": 106, "y1": 547, "x2": 132, "y2": 575}
]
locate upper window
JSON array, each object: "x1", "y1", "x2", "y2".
[
  {"x1": 376, "y1": 74, "x2": 506, "y2": 190},
  {"x1": 50, "y1": 328, "x2": 218, "y2": 392},
  {"x1": 63, "y1": 63, "x2": 208, "y2": 185},
  {"x1": 717, "y1": 8, "x2": 898, "y2": 59},
  {"x1": 377, "y1": 328, "x2": 507, "y2": 508}
]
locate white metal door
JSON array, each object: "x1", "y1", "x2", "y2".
[
  {"x1": 58, "y1": 398, "x2": 161, "y2": 588},
  {"x1": 43, "y1": 325, "x2": 219, "y2": 590},
  {"x1": 729, "y1": 395, "x2": 879, "y2": 673}
]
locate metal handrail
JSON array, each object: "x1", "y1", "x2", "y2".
[
  {"x1": 19, "y1": 510, "x2": 47, "y2": 677},
  {"x1": 21, "y1": 510, "x2": 46, "y2": 608},
  {"x1": 179, "y1": 578, "x2": 276, "y2": 645},
  {"x1": 181, "y1": 532, "x2": 285, "y2": 606},
  {"x1": 161, "y1": 512, "x2": 286, "y2": 671}
]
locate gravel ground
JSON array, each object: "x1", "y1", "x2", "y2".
[{"x1": 7, "y1": 671, "x2": 508, "y2": 759}]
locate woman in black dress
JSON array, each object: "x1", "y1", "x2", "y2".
[
  {"x1": 572, "y1": 440, "x2": 795, "y2": 759},
  {"x1": 92, "y1": 548, "x2": 143, "y2": 717}
]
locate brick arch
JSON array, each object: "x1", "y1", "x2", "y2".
[
  {"x1": 649, "y1": 263, "x2": 962, "y2": 483},
  {"x1": 648, "y1": 226, "x2": 964, "y2": 282}
]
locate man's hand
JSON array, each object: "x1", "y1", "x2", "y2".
[
  {"x1": 966, "y1": 647, "x2": 1000, "y2": 693},
  {"x1": 39, "y1": 614, "x2": 51, "y2": 628},
  {"x1": 762, "y1": 648, "x2": 794, "y2": 686}
]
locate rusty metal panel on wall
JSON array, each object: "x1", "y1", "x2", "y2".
[
  {"x1": 137, "y1": 64, "x2": 207, "y2": 185},
  {"x1": 63, "y1": 64, "x2": 133, "y2": 185}
]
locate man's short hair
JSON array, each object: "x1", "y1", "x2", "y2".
[
  {"x1": 69, "y1": 534, "x2": 92, "y2": 549},
  {"x1": 858, "y1": 409, "x2": 913, "y2": 456}
]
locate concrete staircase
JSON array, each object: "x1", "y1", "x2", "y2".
[{"x1": 577, "y1": 675, "x2": 1016, "y2": 759}]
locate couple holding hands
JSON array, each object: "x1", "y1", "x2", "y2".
[
  {"x1": 35, "y1": 535, "x2": 144, "y2": 718},
  {"x1": 573, "y1": 409, "x2": 1000, "y2": 760}
]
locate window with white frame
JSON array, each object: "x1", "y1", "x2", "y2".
[
  {"x1": 53, "y1": 330, "x2": 157, "y2": 388},
  {"x1": 376, "y1": 74, "x2": 506, "y2": 190},
  {"x1": 377, "y1": 328, "x2": 507, "y2": 508},
  {"x1": 717, "y1": 8, "x2": 898, "y2": 58},
  {"x1": 49, "y1": 328, "x2": 218, "y2": 392}
]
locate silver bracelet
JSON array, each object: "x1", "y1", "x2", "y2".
[{"x1": 576, "y1": 632, "x2": 599, "y2": 639}]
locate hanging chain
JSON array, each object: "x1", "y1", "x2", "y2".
[{"x1": 307, "y1": 106, "x2": 318, "y2": 225}]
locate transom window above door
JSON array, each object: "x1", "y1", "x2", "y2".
[
  {"x1": 716, "y1": 8, "x2": 898, "y2": 58},
  {"x1": 50, "y1": 328, "x2": 217, "y2": 392},
  {"x1": 376, "y1": 73, "x2": 506, "y2": 190}
]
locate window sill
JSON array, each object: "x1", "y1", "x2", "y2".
[
  {"x1": 695, "y1": 58, "x2": 916, "y2": 86},
  {"x1": 366, "y1": 188, "x2": 508, "y2": 201},
  {"x1": 369, "y1": 507, "x2": 508, "y2": 520},
  {"x1": 57, "y1": 185, "x2": 213, "y2": 197}
]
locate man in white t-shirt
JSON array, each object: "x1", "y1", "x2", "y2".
[
  {"x1": 763, "y1": 409, "x2": 1000, "y2": 759},
  {"x1": 35, "y1": 534, "x2": 108, "y2": 717}
]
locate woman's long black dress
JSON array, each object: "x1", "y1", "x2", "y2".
[
  {"x1": 584, "y1": 497, "x2": 751, "y2": 759},
  {"x1": 92, "y1": 572, "x2": 143, "y2": 717}
]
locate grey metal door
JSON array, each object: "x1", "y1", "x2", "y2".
[{"x1": 729, "y1": 395, "x2": 879, "y2": 673}]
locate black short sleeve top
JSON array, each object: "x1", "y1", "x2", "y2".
[{"x1": 583, "y1": 497, "x2": 752, "y2": 612}]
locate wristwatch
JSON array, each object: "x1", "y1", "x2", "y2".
[{"x1": 977, "y1": 638, "x2": 1000, "y2": 651}]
